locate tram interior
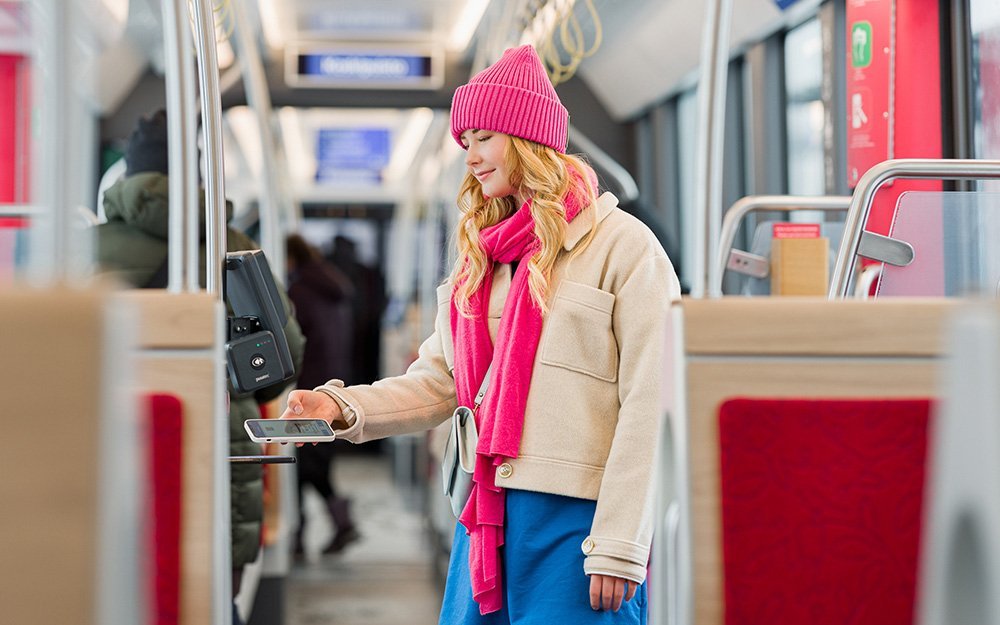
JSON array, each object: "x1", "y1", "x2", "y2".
[{"x1": 4, "y1": 0, "x2": 1000, "y2": 624}]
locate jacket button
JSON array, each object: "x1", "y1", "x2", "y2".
[
  {"x1": 497, "y1": 463, "x2": 513, "y2": 479},
  {"x1": 581, "y1": 537, "x2": 595, "y2": 554}
]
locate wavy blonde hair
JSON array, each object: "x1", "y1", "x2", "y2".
[{"x1": 451, "y1": 135, "x2": 597, "y2": 316}]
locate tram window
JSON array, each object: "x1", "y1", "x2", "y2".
[
  {"x1": 784, "y1": 17, "x2": 826, "y2": 200},
  {"x1": 970, "y1": 0, "x2": 1000, "y2": 191}
]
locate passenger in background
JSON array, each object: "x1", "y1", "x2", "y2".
[
  {"x1": 94, "y1": 109, "x2": 306, "y2": 625},
  {"x1": 282, "y1": 45, "x2": 680, "y2": 624},
  {"x1": 285, "y1": 234, "x2": 361, "y2": 556},
  {"x1": 327, "y1": 235, "x2": 387, "y2": 385}
]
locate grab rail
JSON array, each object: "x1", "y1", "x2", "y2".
[
  {"x1": 712, "y1": 195, "x2": 851, "y2": 297},
  {"x1": 190, "y1": 0, "x2": 227, "y2": 298},
  {"x1": 829, "y1": 159, "x2": 1000, "y2": 299}
]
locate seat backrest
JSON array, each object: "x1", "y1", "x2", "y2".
[
  {"x1": 876, "y1": 191, "x2": 1000, "y2": 298},
  {"x1": 733, "y1": 220, "x2": 846, "y2": 295},
  {"x1": 670, "y1": 297, "x2": 954, "y2": 625},
  {"x1": 719, "y1": 397, "x2": 930, "y2": 625},
  {"x1": 147, "y1": 393, "x2": 184, "y2": 625}
]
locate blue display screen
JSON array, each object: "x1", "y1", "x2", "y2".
[
  {"x1": 298, "y1": 53, "x2": 433, "y2": 82},
  {"x1": 314, "y1": 128, "x2": 390, "y2": 184}
]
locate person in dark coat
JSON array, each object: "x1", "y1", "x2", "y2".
[
  {"x1": 94, "y1": 110, "x2": 306, "y2": 622},
  {"x1": 327, "y1": 235, "x2": 387, "y2": 385},
  {"x1": 286, "y1": 233, "x2": 360, "y2": 555}
]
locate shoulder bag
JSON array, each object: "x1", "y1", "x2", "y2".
[{"x1": 440, "y1": 365, "x2": 491, "y2": 518}]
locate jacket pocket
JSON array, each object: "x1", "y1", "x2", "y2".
[
  {"x1": 540, "y1": 281, "x2": 618, "y2": 382},
  {"x1": 436, "y1": 283, "x2": 455, "y2": 371}
]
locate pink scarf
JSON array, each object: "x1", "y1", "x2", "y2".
[{"x1": 450, "y1": 166, "x2": 597, "y2": 614}]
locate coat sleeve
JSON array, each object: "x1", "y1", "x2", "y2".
[
  {"x1": 316, "y1": 294, "x2": 457, "y2": 443},
  {"x1": 583, "y1": 254, "x2": 680, "y2": 584}
]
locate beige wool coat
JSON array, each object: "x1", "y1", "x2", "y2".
[{"x1": 319, "y1": 192, "x2": 681, "y2": 583}]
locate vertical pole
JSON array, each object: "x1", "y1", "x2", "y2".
[
  {"x1": 230, "y1": 0, "x2": 284, "y2": 278},
  {"x1": 693, "y1": 0, "x2": 734, "y2": 298},
  {"x1": 189, "y1": 4, "x2": 231, "y2": 625},
  {"x1": 182, "y1": 29, "x2": 201, "y2": 293},
  {"x1": 161, "y1": 0, "x2": 192, "y2": 292},
  {"x1": 27, "y1": 0, "x2": 66, "y2": 285},
  {"x1": 191, "y1": 0, "x2": 227, "y2": 297}
]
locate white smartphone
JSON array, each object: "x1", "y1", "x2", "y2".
[{"x1": 244, "y1": 418, "x2": 336, "y2": 444}]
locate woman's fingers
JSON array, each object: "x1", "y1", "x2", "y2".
[
  {"x1": 625, "y1": 579, "x2": 637, "y2": 602},
  {"x1": 588, "y1": 574, "x2": 635, "y2": 611},
  {"x1": 280, "y1": 390, "x2": 307, "y2": 418},
  {"x1": 589, "y1": 575, "x2": 628, "y2": 611},
  {"x1": 589, "y1": 575, "x2": 601, "y2": 610}
]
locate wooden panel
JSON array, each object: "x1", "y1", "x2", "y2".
[
  {"x1": 0, "y1": 289, "x2": 104, "y2": 624},
  {"x1": 686, "y1": 359, "x2": 940, "y2": 625},
  {"x1": 139, "y1": 356, "x2": 218, "y2": 625},
  {"x1": 118, "y1": 290, "x2": 218, "y2": 349},
  {"x1": 681, "y1": 297, "x2": 957, "y2": 356}
]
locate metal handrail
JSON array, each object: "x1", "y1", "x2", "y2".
[
  {"x1": 191, "y1": 0, "x2": 227, "y2": 298},
  {"x1": 665, "y1": 502, "x2": 681, "y2": 625},
  {"x1": 161, "y1": 0, "x2": 193, "y2": 292},
  {"x1": 231, "y1": 0, "x2": 285, "y2": 278},
  {"x1": 189, "y1": 4, "x2": 231, "y2": 624},
  {"x1": 691, "y1": 0, "x2": 734, "y2": 299},
  {"x1": 569, "y1": 127, "x2": 639, "y2": 203},
  {"x1": 829, "y1": 158, "x2": 1000, "y2": 299},
  {"x1": 0, "y1": 204, "x2": 43, "y2": 216},
  {"x1": 854, "y1": 264, "x2": 882, "y2": 299},
  {"x1": 711, "y1": 195, "x2": 852, "y2": 297}
]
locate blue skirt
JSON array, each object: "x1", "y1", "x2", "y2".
[{"x1": 438, "y1": 489, "x2": 648, "y2": 625}]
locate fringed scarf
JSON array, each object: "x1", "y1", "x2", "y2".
[{"x1": 450, "y1": 165, "x2": 597, "y2": 614}]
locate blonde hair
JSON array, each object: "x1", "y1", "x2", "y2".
[{"x1": 451, "y1": 136, "x2": 597, "y2": 316}]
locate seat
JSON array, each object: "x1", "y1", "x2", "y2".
[
  {"x1": 719, "y1": 397, "x2": 930, "y2": 625},
  {"x1": 147, "y1": 393, "x2": 184, "y2": 625},
  {"x1": 732, "y1": 221, "x2": 846, "y2": 295}
]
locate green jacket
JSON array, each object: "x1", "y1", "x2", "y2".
[{"x1": 96, "y1": 172, "x2": 306, "y2": 568}]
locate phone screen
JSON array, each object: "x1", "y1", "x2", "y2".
[{"x1": 247, "y1": 419, "x2": 333, "y2": 438}]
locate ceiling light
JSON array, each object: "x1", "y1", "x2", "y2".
[
  {"x1": 383, "y1": 108, "x2": 435, "y2": 183},
  {"x1": 256, "y1": 0, "x2": 287, "y2": 52},
  {"x1": 278, "y1": 107, "x2": 312, "y2": 184},
  {"x1": 448, "y1": 0, "x2": 490, "y2": 52}
]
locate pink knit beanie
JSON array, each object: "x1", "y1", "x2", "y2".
[{"x1": 450, "y1": 45, "x2": 569, "y2": 153}]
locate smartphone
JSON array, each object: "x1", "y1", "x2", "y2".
[{"x1": 244, "y1": 419, "x2": 336, "y2": 444}]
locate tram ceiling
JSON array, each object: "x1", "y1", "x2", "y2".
[
  {"x1": 116, "y1": 0, "x2": 827, "y2": 122},
  {"x1": 245, "y1": 0, "x2": 826, "y2": 121},
  {"x1": 219, "y1": 56, "x2": 471, "y2": 111}
]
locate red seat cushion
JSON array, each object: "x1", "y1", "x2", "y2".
[
  {"x1": 146, "y1": 393, "x2": 183, "y2": 625},
  {"x1": 719, "y1": 398, "x2": 930, "y2": 625}
]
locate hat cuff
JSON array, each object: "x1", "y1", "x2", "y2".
[{"x1": 451, "y1": 82, "x2": 569, "y2": 153}]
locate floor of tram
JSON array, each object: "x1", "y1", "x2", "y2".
[{"x1": 285, "y1": 451, "x2": 445, "y2": 625}]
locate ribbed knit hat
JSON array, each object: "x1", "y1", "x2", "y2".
[
  {"x1": 450, "y1": 45, "x2": 569, "y2": 153},
  {"x1": 125, "y1": 109, "x2": 170, "y2": 177}
]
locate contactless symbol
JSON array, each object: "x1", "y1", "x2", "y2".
[{"x1": 251, "y1": 354, "x2": 267, "y2": 369}]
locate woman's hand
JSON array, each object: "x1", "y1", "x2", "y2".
[
  {"x1": 589, "y1": 574, "x2": 637, "y2": 612},
  {"x1": 280, "y1": 390, "x2": 346, "y2": 445}
]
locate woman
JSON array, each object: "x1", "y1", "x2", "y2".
[{"x1": 282, "y1": 45, "x2": 681, "y2": 624}]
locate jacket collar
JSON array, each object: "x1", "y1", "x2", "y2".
[{"x1": 563, "y1": 191, "x2": 617, "y2": 251}]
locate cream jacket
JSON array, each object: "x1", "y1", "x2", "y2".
[{"x1": 318, "y1": 192, "x2": 681, "y2": 583}]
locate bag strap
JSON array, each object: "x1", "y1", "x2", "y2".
[{"x1": 472, "y1": 365, "x2": 492, "y2": 413}]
